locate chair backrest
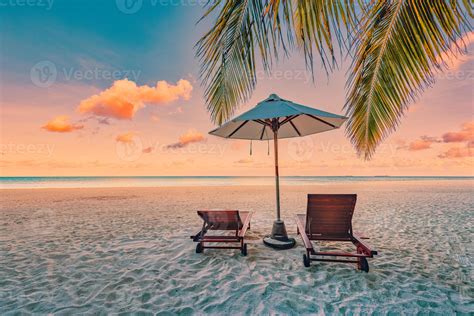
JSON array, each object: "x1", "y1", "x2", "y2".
[
  {"x1": 197, "y1": 210, "x2": 242, "y2": 230},
  {"x1": 306, "y1": 194, "x2": 357, "y2": 239}
]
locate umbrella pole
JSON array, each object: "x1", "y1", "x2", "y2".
[
  {"x1": 274, "y1": 130, "x2": 281, "y2": 221},
  {"x1": 262, "y1": 128, "x2": 296, "y2": 249}
]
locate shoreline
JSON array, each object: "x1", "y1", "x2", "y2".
[{"x1": 1, "y1": 176, "x2": 472, "y2": 190}]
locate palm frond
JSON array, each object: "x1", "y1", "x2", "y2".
[
  {"x1": 292, "y1": 0, "x2": 358, "y2": 75},
  {"x1": 345, "y1": 0, "x2": 472, "y2": 159},
  {"x1": 197, "y1": 0, "x2": 472, "y2": 158},
  {"x1": 196, "y1": 0, "x2": 356, "y2": 125},
  {"x1": 196, "y1": 0, "x2": 281, "y2": 125}
]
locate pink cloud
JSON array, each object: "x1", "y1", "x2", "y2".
[
  {"x1": 77, "y1": 79, "x2": 192, "y2": 120},
  {"x1": 442, "y1": 121, "x2": 474, "y2": 143},
  {"x1": 168, "y1": 106, "x2": 184, "y2": 115},
  {"x1": 142, "y1": 147, "x2": 153, "y2": 153},
  {"x1": 438, "y1": 147, "x2": 474, "y2": 159},
  {"x1": 167, "y1": 130, "x2": 205, "y2": 149},
  {"x1": 234, "y1": 158, "x2": 253, "y2": 164},
  {"x1": 42, "y1": 115, "x2": 84, "y2": 133},
  {"x1": 408, "y1": 139, "x2": 433, "y2": 151},
  {"x1": 115, "y1": 132, "x2": 137, "y2": 144}
]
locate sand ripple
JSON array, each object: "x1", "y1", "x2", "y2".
[{"x1": 0, "y1": 182, "x2": 473, "y2": 314}]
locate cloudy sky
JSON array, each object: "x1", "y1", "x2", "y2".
[{"x1": 0, "y1": 1, "x2": 473, "y2": 176}]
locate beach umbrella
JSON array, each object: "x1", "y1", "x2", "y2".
[{"x1": 209, "y1": 94, "x2": 348, "y2": 249}]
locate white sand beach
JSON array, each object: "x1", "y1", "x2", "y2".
[{"x1": 0, "y1": 180, "x2": 472, "y2": 314}]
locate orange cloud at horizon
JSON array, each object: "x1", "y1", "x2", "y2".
[
  {"x1": 42, "y1": 115, "x2": 84, "y2": 133},
  {"x1": 77, "y1": 79, "x2": 192, "y2": 120},
  {"x1": 234, "y1": 158, "x2": 254, "y2": 164}
]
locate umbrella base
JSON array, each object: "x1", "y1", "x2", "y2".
[{"x1": 263, "y1": 220, "x2": 296, "y2": 250}]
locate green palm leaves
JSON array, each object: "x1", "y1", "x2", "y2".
[
  {"x1": 346, "y1": 1, "x2": 472, "y2": 159},
  {"x1": 196, "y1": 0, "x2": 472, "y2": 159},
  {"x1": 196, "y1": 0, "x2": 275, "y2": 124}
]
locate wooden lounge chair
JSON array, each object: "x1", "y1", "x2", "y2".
[
  {"x1": 191, "y1": 210, "x2": 252, "y2": 256},
  {"x1": 295, "y1": 194, "x2": 377, "y2": 272}
]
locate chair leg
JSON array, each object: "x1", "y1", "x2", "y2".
[
  {"x1": 240, "y1": 239, "x2": 248, "y2": 256},
  {"x1": 356, "y1": 246, "x2": 369, "y2": 272},
  {"x1": 196, "y1": 242, "x2": 203, "y2": 253},
  {"x1": 303, "y1": 251, "x2": 311, "y2": 267},
  {"x1": 356, "y1": 246, "x2": 361, "y2": 269},
  {"x1": 358, "y1": 257, "x2": 369, "y2": 272}
]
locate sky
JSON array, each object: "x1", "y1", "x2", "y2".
[{"x1": 0, "y1": 1, "x2": 473, "y2": 176}]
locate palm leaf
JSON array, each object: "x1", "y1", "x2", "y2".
[
  {"x1": 197, "y1": 0, "x2": 473, "y2": 158},
  {"x1": 196, "y1": 0, "x2": 356, "y2": 125},
  {"x1": 345, "y1": 0, "x2": 472, "y2": 159},
  {"x1": 291, "y1": 0, "x2": 358, "y2": 75},
  {"x1": 196, "y1": 0, "x2": 282, "y2": 125}
]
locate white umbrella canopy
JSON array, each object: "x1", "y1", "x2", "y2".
[
  {"x1": 209, "y1": 94, "x2": 347, "y2": 140},
  {"x1": 209, "y1": 93, "x2": 348, "y2": 249}
]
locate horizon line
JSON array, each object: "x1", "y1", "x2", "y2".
[{"x1": 1, "y1": 175, "x2": 473, "y2": 178}]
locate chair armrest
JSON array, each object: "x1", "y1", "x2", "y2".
[
  {"x1": 295, "y1": 214, "x2": 314, "y2": 253},
  {"x1": 238, "y1": 211, "x2": 253, "y2": 238},
  {"x1": 352, "y1": 233, "x2": 377, "y2": 256},
  {"x1": 353, "y1": 231, "x2": 370, "y2": 239}
]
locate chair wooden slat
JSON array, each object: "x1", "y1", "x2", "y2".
[
  {"x1": 295, "y1": 194, "x2": 376, "y2": 272},
  {"x1": 192, "y1": 210, "x2": 252, "y2": 256},
  {"x1": 306, "y1": 194, "x2": 356, "y2": 239}
]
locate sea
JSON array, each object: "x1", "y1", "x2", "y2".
[{"x1": 1, "y1": 176, "x2": 473, "y2": 189}]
